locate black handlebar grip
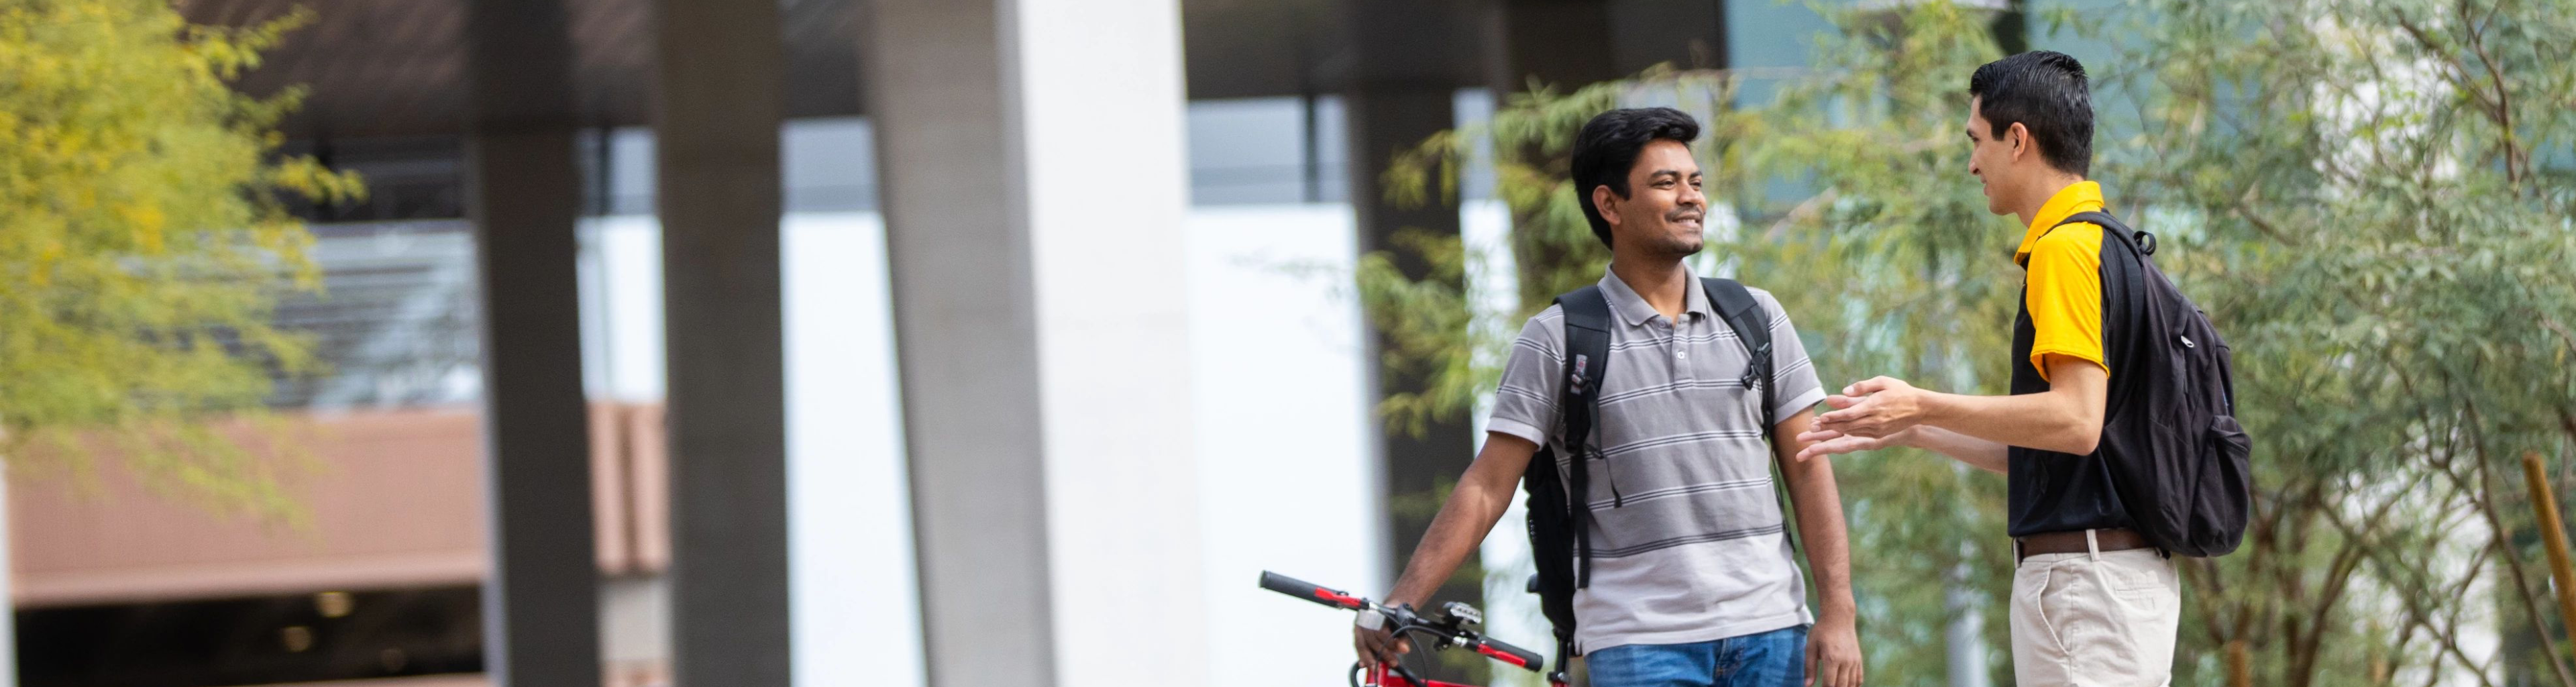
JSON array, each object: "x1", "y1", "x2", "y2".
[
  {"x1": 1258, "y1": 571, "x2": 1365, "y2": 609},
  {"x1": 1474, "y1": 637, "x2": 1546, "y2": 672}
]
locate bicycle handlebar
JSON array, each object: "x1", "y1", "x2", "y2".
[
  {"x1": 1473, "y1": 637, "x2": 1543, "y2": 672},
  {"x1": 1257, "y1": 570, "x2": 1545, "y2": 675},
  {"x1": 1259, "y1": 570, "x2": 1368, "y2": 609}
]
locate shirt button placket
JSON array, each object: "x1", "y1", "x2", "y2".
[{"x1": 1668, "y1": 319, "x2": 1688, "y2": 379}]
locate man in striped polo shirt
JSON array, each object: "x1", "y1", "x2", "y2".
[{"x1": 1356, "y1": 107, "x2": 1865, "y2": 687}]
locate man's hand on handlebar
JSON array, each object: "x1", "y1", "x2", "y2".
[
  {"x1": 1266, "y1": 574, "x2": 1538, "y2": 676},
  {"x1": 1354, "y1": 621, "x2": 1412, "y2": 668}
]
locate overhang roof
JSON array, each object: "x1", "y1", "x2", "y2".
[{"x1": 180, "y1": 0, "x2": 1487, "y2": 140}]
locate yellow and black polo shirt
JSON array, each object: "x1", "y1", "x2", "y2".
[
  {"x1": 2013, "y1": 181, "x2": 2111, "y2": 382},
  {"x1": 2005, "y1": 180, "x2": 2129, "y2": 537}
]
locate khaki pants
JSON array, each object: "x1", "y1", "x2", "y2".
[{"x1": 2010, "y1": 534, "x2": 2182, "y2": 687}]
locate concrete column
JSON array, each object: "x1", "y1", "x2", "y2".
[
  {"x1": 867, "y1": 1, "x2": 1205, "y2": 686},
  {"x1": 651, "y1": 0, "x2": 790, "y2": 684},
  {"x1": 1016, "y1": 3, "x2": 1205, "y2": 684},
  {"x1": 1945, "y1": 558, "x2": 1994, "y2": 687},
  {"x1": 864, "y1": 0, "x2": 1051, "y2": 684},
  {"x1": 1344, "y1": 85, "x2": 1474, "y2": 587},
  {"x1": 464, "y1": 1, "x2": 600, "y2": 685},
  {"x1": 1335, "y1": 0, "x2": 1480, "y2": 629}
]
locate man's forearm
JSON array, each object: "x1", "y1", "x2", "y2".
[
  {"x1": 1774, "y1": 410, "x2": 1855, "y2": 619},
  {"x1": 1385, "y1": 480, "x2": 1513, "y2": 607},
  {"x1": 1921, "y1": 388, "x2": 2097, "y2": 455},
  {"x1": 1786, "y1": 464, "x2": 1856, "y2": 619},
  {"x1": 1911, "y1": 358, "x2": 2106, "y2": 455},
  {"x1": 1906, "y1": 425, "x2": 2008, "y2": 474}
]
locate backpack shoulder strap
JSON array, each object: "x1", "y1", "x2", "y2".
[
  {"x1": 1552, "y1": 286, "x2": 1612, "y2": 588},
  {"x1": 1556, "y1": 285, "x2": 1613, "y2": 403},
  {"x1": 2055, "y1": 210, "x2": 2153, "y2": 256},
  {"x1": 1702, "y1": 278, "x2": 1772, "y2": 423},
  {"x1": 1703, "y1": 277, "x2": 1803, "y2": 553},
  {"x1": 2051, "y1": 210, "x2": 2151, "y2": 421}
]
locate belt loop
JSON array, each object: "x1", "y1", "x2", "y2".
[
  {"x1": 2084, "y1": 529, "x2": 2102, "y2": 562},
  {"x1": 2010, "y1": 536, "x2": 2023, "y2": 566}
]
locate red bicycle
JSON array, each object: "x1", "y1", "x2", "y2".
[{"x1": 1258, "y1": 570, "x2": 1564, "y2": 687}]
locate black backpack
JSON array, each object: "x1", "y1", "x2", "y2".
[
  {"x1": 1520, "y1": 277, "x2": 1798, "y2": 676},
  {"x1": 2053, "y1": 211, "x2": 2253, "y2": 557}
]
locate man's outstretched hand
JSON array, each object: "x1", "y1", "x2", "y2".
[
  {"x1": 1812, "y1": 378, "x2": 1931, "y2": 436},
  {"x1": 1794, "y1": 425, "x2": 1912, "y2": 461},
  {"x1": 1796, "y1": 377, "x2": 1931, "y2": 461}
]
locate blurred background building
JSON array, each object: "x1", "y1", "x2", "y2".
[{"x1": 5, "y1": 1, "x2": 2024, "y2": 686}]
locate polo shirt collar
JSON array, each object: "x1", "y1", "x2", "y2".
[
  {"x1": 1599, "y1": 264, "x2": 1712, "y2": 326},
  {"x1": 2013, "y1": 180, "x2": 2108, "y2": 266}
]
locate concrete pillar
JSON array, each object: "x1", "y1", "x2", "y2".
[
  {"x1": 1344, "y1": 85, "x2": 1475, "y2": 584},
  {"x1": 651, "y1": 0, "x2": 790, "y2": 684},
  {"x1": 865, "y1": 1, "x2": 1205, "y2": 686},
  {"x1": 1945, "y1": 558, "x2": 1994, "y2": 687},
  {"x1": 463, "y1": 1, "x2": 600, "y2": 685},
  {"x1": 1334, "y1": 2, "x2": 1481, "y2": 645},
  {"x1": 864, "y1": 1, "x2": 1051, "y2": 683}
]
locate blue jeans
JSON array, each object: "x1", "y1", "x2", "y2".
[{"x1": 1585, "y1": 625, "x2": 1809, "y2": 687}]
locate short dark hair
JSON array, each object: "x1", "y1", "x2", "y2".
[
  {"x1": 1967, "y1": 50, "x2": 2093, "y2": 176},
  {"x1": 1570, "y1": 107, "x2": 1699, "y2": 248}
]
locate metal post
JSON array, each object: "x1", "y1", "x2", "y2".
[{"x1": 2524, "y1": 452, "x2": 2576, "y2": 654}]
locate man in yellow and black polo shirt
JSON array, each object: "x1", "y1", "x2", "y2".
[{"x1": 1787, "y1": 51, "x2": 2182, "y2": 686}]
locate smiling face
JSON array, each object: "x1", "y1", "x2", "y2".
[
  {"x1": 1965, "y1": 97, "x2": 2016, "y2": 216},
  {"x1": 1595, "y1": 138, "x2": 1707, "y2": 259}
]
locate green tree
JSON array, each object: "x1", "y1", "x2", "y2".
[
  {"x1": 0, "y1": 0, "x2": 358, "y2": 522},
  {"x1": 2107, "y1": 1, "x2": 2576, "y2": 684},
  {"x1": 1364, "y1": 1, "x2": 2575, "y2": 685}
]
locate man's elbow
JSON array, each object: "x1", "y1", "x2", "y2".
[
  {"x1": 2059, "y1": 431, "x2": 2100, "y2": 456},
  {"x1": 2054, "y1": 416, "x2": 2103, "y2": 455},
  {"x1": 2038, "y1": 357, "x2": 2111, "y2": 455}
]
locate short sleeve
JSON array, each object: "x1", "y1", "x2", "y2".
[
  {"x1": 2024, "y1": 226, "x2": 2109, "y2": 382},
  {"x1": 1487, "y1": 306, "x2": 1567, "y2": 447},
  {"x1": 1750, "y1": 288, "x2": 1826, "y2": 425}
]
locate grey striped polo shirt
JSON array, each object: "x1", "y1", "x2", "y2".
[{"x1": 1487, "y1": 267, "x2": 1825, "y2": 653}]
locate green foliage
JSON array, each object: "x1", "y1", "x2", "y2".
[
  {"x1": 1361, "y1": 0, "x2": 2576, "y2": 684},
  {"x1": 0, "y1": 0, "x2": 358, "y2": 522},
  {"x1": 2107, "y1": 1, "x2": 2576, "y2": 684}
]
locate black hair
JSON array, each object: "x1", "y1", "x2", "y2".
[
  {"x1": 1570, "y1": 107, "x2": 1700, "y2": 248},
  {"x1": 1967, "y1": 50, "x2": 2093, "y2": 176}
]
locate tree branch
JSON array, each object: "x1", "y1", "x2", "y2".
[
  {"x1": 2325, "y1": 499, "x2": 2502, "y2": 687},
  {"x1": 2452, "y1": 0, "x2": 2522, "y2": 187}
]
